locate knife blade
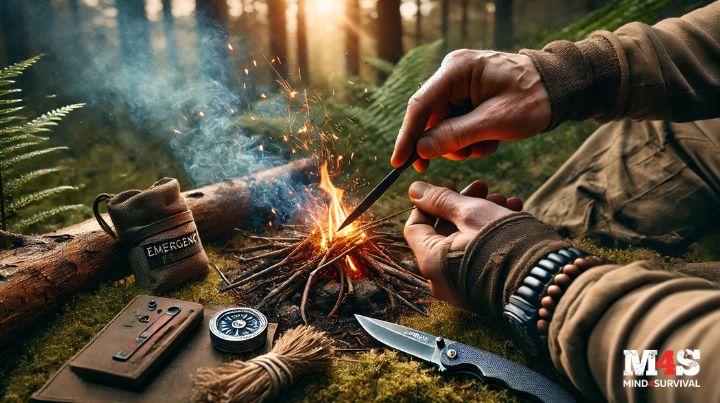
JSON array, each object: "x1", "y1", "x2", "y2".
[{"x1": 355, "y1": 314, "x2": 576, "y2": 403}]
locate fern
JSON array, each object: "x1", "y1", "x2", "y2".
[{"x1": 0, "y1": 55, "x2": 84, "y2": 232}]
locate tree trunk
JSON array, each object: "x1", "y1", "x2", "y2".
[
  {"x1": 441, "y1": 0, "x2": 450, "y2": 45},
  {"x1": 376, "y1": 0, "x2": 403, "y2": 80},
  {"x1": 460, "y1": 0, "x2": 469, "y2": 44},
  {"x1": 267, "y1": 0, "x2": 289, "y2": 79},
  {"x1": 296, "y1": 0, "x2": 310, "y2": 81},
  {"x1": 345, "y1": 0, "x2": 361, "y2": 76},
  {"x1": 0, "y1": 159, "x2": 314, "y2": 347},
  {"x1": 494, "y1": 0, "x2": 514, "y2": 49},
  {"x1": 415, "y1": 0, "x2": 422, "y2": 45},
  {"x1": 196, "y1": 0, "x2": 232, "y2": 85},
  {"x1": 162, "y1": 0, "x2": 180, "y2": 85},
  {"x1": 0, "y1": 0, "x2": 29, "y2": 65}
]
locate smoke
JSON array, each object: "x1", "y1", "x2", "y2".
[{"x1": 28, "y1": 1, "x2": 314, "y2": 223}]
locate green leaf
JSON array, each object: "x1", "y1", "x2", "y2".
[
  {"x1": 0, "y1": 134, "x2": 48, "y2": 146},
  {"x1": 0, "y1": 140, "x2": 43, "y2": 156},
  {"x1": 19, "y1": 103, "x2": 85, "y2": 134},
  {"x1": 4, "y1": 167, "x2": 62, "y2": 192},
  {"x1": 0, "y1": 55, "x2": 42, "y2": 83},
  {"x1": 1, "y1": 146, "x2": 68, "y2": 170},
  {"x1": 7, "y1": 186, "x2": 78, "y2": 212},
  {"x1": 12, "y1": 204, "x2": 85, "y2": 231}
]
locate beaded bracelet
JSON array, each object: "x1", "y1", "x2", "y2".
[
  {"x1": 536, "y1": 255, "x2": 603, "y2": 341},
  {"x1": 503, "y1": 248, "x2": 603, "y2": 356}
]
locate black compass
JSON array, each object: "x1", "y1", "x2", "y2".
[{"x1": 209, "y1": 307, "x2": 268, "y2": 353}]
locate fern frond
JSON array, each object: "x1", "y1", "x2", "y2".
[
  {"x1": 0, "y1": 133, "x2": 48, "y2": 144},
  {"x1": 0, "y1": 140, "x2": 45, "y2": 156},
  {"x1": 4, "y1": 168, "x2": 62, "y2": 192},
  {"x1": 7, "y1": 186, "x2": 78, "y2": 212},
  {"x1": 0, "y1": 89, "x2": 21, "y2": 98},
  {"x1": 17, "y1": 103, "x2": 85, "y2": 134},
  {"x1": 0, "y1": 106, "x2": 24, "y2": 116},
  {"x1": 0, "y1": 55, "x2": 42, "y2": 86},
  {"x1": 13, "y1": 204, "x2": 85, "y2": 231},
  {"x1": 1, "y1": 146, "x2": 68, "y2": 170},
  {"x1": 364, "y1": 57, "x2": 396, "y2": 75}
]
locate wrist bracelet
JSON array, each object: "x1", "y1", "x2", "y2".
[{"x1": 503, "y1": 247, "x2": 601, "y2": 356}]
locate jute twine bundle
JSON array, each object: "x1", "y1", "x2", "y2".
[{"x1": 193, "y1": 325, "x2": 335, "y2": 403}]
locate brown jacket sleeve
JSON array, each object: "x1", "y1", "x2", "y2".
[
  {"x1": 520, "y1": 2, "x2": 720, "y2": 129},
  {"x1": 451, "y1": 213, "x2": 720, "y2": 402}
]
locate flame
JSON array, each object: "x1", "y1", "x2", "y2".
[{"x1": 317, "y1": 162, "x2": 364, "y2": 272}]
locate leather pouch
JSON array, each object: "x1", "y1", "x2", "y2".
[{"x1": 93, "y1": 178, "x2": 209, "y2": 293}]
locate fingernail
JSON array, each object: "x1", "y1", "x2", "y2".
[
  {"x1": 409, "y1": 182, "x2": 430, "y2": 200},
  {"x1": 417, "y1": 137, "x2": 437, "y2": 158}
]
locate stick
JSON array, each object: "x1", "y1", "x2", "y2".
[
  {"x1": 239, "y1": 245, "x2": 294, "y2": 262},
  {"x1": 257, "y1": 271, "x2": 305, "y2": 309},
  {"x1": 221, "y1": 239, "x2": 310, "y2": 291},
  {"x1": 327, "y1": 265, "x2": 346, "y2": 318}
]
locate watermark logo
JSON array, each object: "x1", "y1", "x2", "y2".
[{"x1": 623, "y1": 349, "x2": 700, "y2": 388}]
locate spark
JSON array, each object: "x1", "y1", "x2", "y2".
[
  {"x1": 198, "y1": 111, "x2": 205, "y2": 118},
  {"x1": 227, "y1": 42, "x2": 234, "y2": 51},
  {"x1": 259, "y1": 144, "x2": 265, "y2": 152},
  {"x1": 244, "y1": 68, "x2": 250, "y2": 75},
  {"x1": 253, "y1": 60, "x2": 257, "y2": 67},
  {"x1": 260, "y1": 93, "x2": 267, "y2": 99},
  {"x1": 289, "y1": 91, "x2": 298, "y2": 98},
  {"x1": 172, "y1": 129, "x2": 183, "y2": 135}
]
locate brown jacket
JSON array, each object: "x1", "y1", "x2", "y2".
[{"x1": 461, "y1": 3, "x2": 720, "y2": 402}]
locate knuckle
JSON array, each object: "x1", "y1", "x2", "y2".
[
  {"x1": 428, "y1": 187, "x2": 456, "y2": 213},
  {"x1": 407, "y1": 94, "x2": 425, "y2": 113},
  {"x1": 442, "y1": 49, "x2": 472, "y2": 65}
]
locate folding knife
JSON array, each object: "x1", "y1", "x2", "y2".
[{"x1": 355, "y1": 314, "x2": 576, "y2": 403}]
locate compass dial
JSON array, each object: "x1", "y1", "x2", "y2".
[{"x1": 209, "y1": 307, "x2": 268, "y2": 353}]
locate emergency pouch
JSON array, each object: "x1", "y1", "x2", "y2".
[{"x1": 93, "y1": 178, "x2": 208, "y2": 293}]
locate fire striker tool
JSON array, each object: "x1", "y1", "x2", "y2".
[
  {"x1": 113, "y1": 306, "x2": 182, "y2": 361},
  {"x1": 209, "y1": 307, "x2": 268, "y2": 354},
  {"x1": 337, "y1": 150, "x2": 419, "y2": 232},
  {"x1": 355, "y1": 314, "x2": 576, "y2": 403},
  {"x1": 337, "y1": 104, "x2": 474, "y2": 232}
]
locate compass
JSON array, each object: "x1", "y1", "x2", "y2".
[{"x1": 209, "y1": 307, "x2": 268, "y2": 353}]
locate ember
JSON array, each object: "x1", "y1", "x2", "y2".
[{"x1": 221, "y1": 162, "x2": 429, "y2": 323}]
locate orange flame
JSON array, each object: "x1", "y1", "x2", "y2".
[{"x1": 317, "y1": 162, "x2": 363, "y2": 272}]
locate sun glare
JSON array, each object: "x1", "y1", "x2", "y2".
[{"x1": 311, "y1": 0, "x2": 343, "y2": 15}]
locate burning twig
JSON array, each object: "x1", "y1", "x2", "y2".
[{"x1": 220, "y1": 163, "x2": 429, "y2": 323}]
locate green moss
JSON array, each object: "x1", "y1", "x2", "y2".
[{"x1": 0, "y1": 249, "x2": 234, "y2": 402}]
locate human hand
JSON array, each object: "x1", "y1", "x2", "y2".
[
  {"x1": 404, "y1": 180, "x2": 523, "y2": 302},
  {"x1": 392, "y1": 50, "x2": 551, "y2": 172}
]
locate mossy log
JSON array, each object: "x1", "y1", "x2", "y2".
[{"x1": 0, "y1": 158, "x2": 315, "y2": 346}]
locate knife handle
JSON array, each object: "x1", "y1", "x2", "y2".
[{"x1": 440, "y1": 342, "x2": 576, "y2": 403}]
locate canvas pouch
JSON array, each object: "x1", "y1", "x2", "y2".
[{"x1": 93, "y1": 178, "x2": 208, "y2": 292}]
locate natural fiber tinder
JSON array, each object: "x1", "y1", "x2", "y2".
[{"x1": 193, "y1": 325, "x2": 334, "y2": 403}]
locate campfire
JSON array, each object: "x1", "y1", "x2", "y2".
[{"x1": 221, "y1": 162, "x2": 429, "y2": 323}]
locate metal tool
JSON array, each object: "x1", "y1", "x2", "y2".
[
  {"x1": 337, "y1": 104, "x2": 474, "y2": 232},
  {"x1": 113, "y1": 306, "x2": 181, "y2": 361},
  {"x1": 337, "y1": 150, "x2": 419, "y2": 232},
  {"x1": 355, "y1": 314, "x2": 576, "y2": 403},
  {"x1": 209, "y1": 307, "x2": 268, "y2": 353}
]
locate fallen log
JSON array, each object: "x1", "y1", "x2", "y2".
[{"x1": 0, "y1": 158, "x2": 316, "y2": 346}]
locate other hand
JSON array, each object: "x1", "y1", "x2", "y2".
[
  {"x1": 392, "y1": 50, "x2": 551, "y2": 172},
  {"x1": 404, "y1": 180, "x2": 523, "y2": 302}
]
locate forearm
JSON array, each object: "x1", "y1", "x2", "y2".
[
  {"x1": 551, "y1": 262, "x2": 720, "y2": 402},
  {"x1": 453, "y1": 214, "x2": 720, "y2": 401},
  {"x1": 521, "y1": 2, "x2": 720, "y2": 129}
]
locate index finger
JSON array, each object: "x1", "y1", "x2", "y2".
[{"x1": 391, "y1": 67, "x2": 455, "y2": 168}]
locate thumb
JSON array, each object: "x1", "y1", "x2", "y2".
[{"x1": 408, "y1": 181, "x2": 468, "y2": 227}]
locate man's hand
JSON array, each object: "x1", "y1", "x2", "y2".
[
  {"x1": 392, "y1": 50, "x2": 551, "y2": 172},
  {"x1": 404, "y1": 180, "x2": 523, "y2": 302}
]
